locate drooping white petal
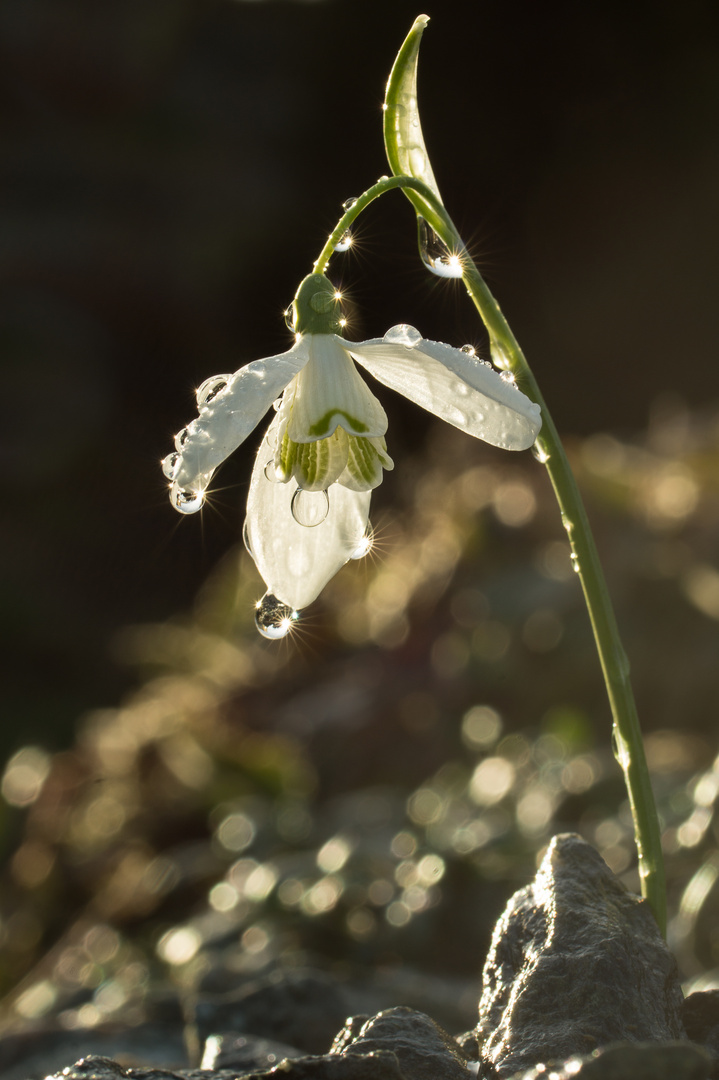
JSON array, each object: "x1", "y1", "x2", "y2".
[
  {"x1": 174, "y1": 338, "x2": 311, "y2": 487},
  {"x1": 286, "y1": 334, "x2": 388, "y2": 442},
  {"x1": 337, "y1": 435, "x2": 394, "y2": 491},
  {"x1": 245, "y1": 418, "x2": 371, "y2": 611},
  {"x1": 347, "y1": 333, "x2": 542, "y2": 451}
]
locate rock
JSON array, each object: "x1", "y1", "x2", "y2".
[
  {"x1": 477, "y1": 833, "x2": 684, "y2": 1076},
  {"x1": 335, "y1": 1006, "x2": 470, "y2": 1079},
  {"x1": 506, "y1": 1040, "x2": 712, "y2": 1079},
  {"x1": 193, "y1": 969, "x2": 348, "y2": 1055},
  {"x1": 200, "y1": 1032, "x2": 304, "y2": 1070}
]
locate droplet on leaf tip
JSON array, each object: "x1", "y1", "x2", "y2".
[{"x1": 255, "y1": 593, "x2": 299, "y2": 640}]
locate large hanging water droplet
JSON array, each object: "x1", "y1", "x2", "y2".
[
  {"x1": 291, "y1": 487, "x2": 329, "y2": 527},
  {"x1": 531, "y1": 442, "x2": 550, "y2": 464},
  {"x1": 334, "y1": 230, "x2": 353, "y2": 252},
  {"x1": 196, "y1": 374, "x2": 230, "y2": 407},
  {"x1": 255, "y1": 593, "x2": 298, "y2": 640},
  {"x1": 417, "y1": 217, "x2": 464, "y2": 278},
  {"x1": 342, "y1": 197, "x2": 358, "y2": 211},
  {"x1": 161, "y1": 452, "x2": 181, "y2": 480},
  {"x1": 384, "y1": 324, "x2": 422, "y2": 348},
  {"x1": 174, "y1": 427, "x2": 190, "y2": 451},
  {"x1": 170, "y1": 482, "x2": 205, "y2": 514}
]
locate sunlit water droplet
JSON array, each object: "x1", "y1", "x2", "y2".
[
  {"x1": 384, "y1": 324, "x2": 422, "y2": 348},
  {"x1": 334, "y1": 230, "x2": 353, "y2": 252},
  {"x1": 342, "y1": 196, "x2": 358, "y2": 211},
  {"x1": 284, "y1": 306, "x2": 296, "y2": 332},
  {"x1": 255, "y1": 593, "x2": 298, "y2": 640},
  {"x1": 196, "y1": 374, "x2": 230, "y2": 407},
  {"x1": 500, "y1": 371, "x2": 517, "y2": 385},
  {"x1": 264, "y1": 459, "x2": 287, "y2": 483},
  {"x1": 242, "y1": 519, "x2": 253, "y2": 557},
  {"x1": 291, "y1": 488, "x2": 329, "y2": 527},
  {"x1": 170, "y1": 482, "x2": 205, "y2": 514},
  {"x1": 531, "y1": 442, "x2": 550, "y2": 464},
  {"x1": 350, "y1": 524, "x2": 373, "y2": 560},
  {"x1": 570, "y1": 553, "x2": 580, "y2": 573},
  {"x1": 461, "y1": 344, "x2": 476, "y2": 356},
  {"x1": 174, "y1": 427, "x2": 189, "y2": 451},
  {"x1": 161, "y1": 452, "x2": 181, "y2": 480},
  {"x1": 417, "y1": 217, "x2": 464, "y2": 278}
]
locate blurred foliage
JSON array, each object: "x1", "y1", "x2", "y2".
[{"x1": 2, "y1": 400, "x2": 719, "y2": 1038}]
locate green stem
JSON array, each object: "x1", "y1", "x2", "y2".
[
  {"x1": 411, "y1": 197, "x2": 666, "y2": 933},
  {"x1": 313, "y1": 174, "x2": 441, "y2": 275}
]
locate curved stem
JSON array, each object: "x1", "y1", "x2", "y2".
[
  {"x1": 313, "y1": 175, "x2": 442, "y2": 276},
  {"x1": 415, "y1": 195, "x2": 666, "y2": 933}
]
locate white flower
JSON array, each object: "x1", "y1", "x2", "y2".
[{"x1": 162, "y1": 274, "x2": 541, "y2": 636}]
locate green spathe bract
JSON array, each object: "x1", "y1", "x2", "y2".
[{"x1": 293, "y1": 274, "x2": 344, "y2": 336}]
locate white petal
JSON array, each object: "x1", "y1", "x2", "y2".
[
  {"x1": 287, "y1": 334, "x2": 388, "y2": 442},
  {"x1": 245, "y1": 418, "x2": 371, "y2": 611},
  {"x1": 174, "y1": 338, "x2": 311, "y2": 487},
  {"x1": 347, "y1": 335, "x2": 542, "y2": 451}
]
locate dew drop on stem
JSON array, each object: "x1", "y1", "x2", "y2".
[
  {"x1": 342, "y1": 197, "x2": 358, "y2": 211},
  {"x1": 255, "y1": 593, "x2": 298, "y2": 640},
  {"x1": 417, "y1": 217, "x2": 464, "y2": 279},
  {"x1": 334, "y1": 230, "x2": 353, "y2": 252}
]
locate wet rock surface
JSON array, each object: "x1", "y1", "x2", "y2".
[
  {"x1": 6, "y1": 835, "x2": 719, "y2": 1080},
  {"x1": 477, "y1": 833, "x2": 685, "y2": 1076}
]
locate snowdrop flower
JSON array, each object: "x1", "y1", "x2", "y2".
[{"x1": 162, "y1": 274, "x2": 541, "y2": 637}]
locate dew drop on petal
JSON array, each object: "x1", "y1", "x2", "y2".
[
  {"x1": 255, "y1": 593, "x2": 299, "y2": 640},
  {"x1": 342, "y1": 197, "x2": 358, "y2": 211},
  {"x1": 161, "y1": 452, "x2": 181, "y2": 480},
  {"x1": 196, "y1": 374, "x2": 230, "y2": 407},
  {"x1": 334, "y1": 229, "x2": 353, "y2": 252},
  {"x1": 284, "y1": 306, "x2": 296, "y2": 332},
  {"x1": 291, "y1": 487, "x2": 329, "y2": 528},
  {"x1": 174, "y1": 427, "x2": 190, "y2": 451},
  {"x1": 384, "y1": 324, "x2": 422, "y2": 348},
  {"x1": 272, "y1": 398, "x2": 282, "y2": 411},
  {"x1": 500, "y1": 370, "x2": 517, "y2": 385},
  {"x1": 461, "y1": 344, "x2": 476, "y2": 356},
  {"x1": 417, "y1": 217, "x2": 464, "y2": 279},
  {"x1": 350, "y1": 524, "x2": 373, "y2": 560},
  {"x1": 170, "y1": 482, "x2": 205, "y2": 514},
  {"x1": 264, "y1": 459, "x2": 287, "y2": 483},
  {"x1": 242, "y1": 519, "x2": 253, "y2": 557}
]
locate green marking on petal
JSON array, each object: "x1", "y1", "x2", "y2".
[{"x1": 307, "y1": 409, "x2": 369, "y2": 437}]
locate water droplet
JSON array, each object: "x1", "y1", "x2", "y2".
[
  {"x1": 272, "y1": 398, "x2": 282, "y2": 411},
  {"x1": 174, "y1": 427, "x2": 189, "y2": 451},
  {"x1": 291, "y1": 487, "x2": 329, "y2": 527},
  {"x1": 350, "y1": 524, "x2": 373, "y2": 560},
  {"x1": 500, "y1": 371, "x2": 517, "y2": 385},
  {"x1": 342, "y1": 197, "x2": 358, "y2": 211},
  {"x1": 284, "y1": 306, "x2": 296, "y2": 332},
  {"x1": 531, "y1": 442, "x2": 550, "y2": 464},
  {"x1": 334, "y1": 229, "x2": 353, "y2": 252},
  {"x1": 570, "y1": 553, "x2": 580, "y2": 573},
  {"x1": 461, "y1": 344, "x2": 476, "y2": 356},
  {"x1": 161, "y1": 452, "x2": 180, "y2": 480},
  {"x1": 170, "y1": 482, "x2": 205, "y2": 514},
  {"x1": 255, "y1": 593, "x2": 298, "y2": 640},
  {"x1": 242, "y1": 518, "x2": 253, "y2": 557},
  {"x1": 196, "y1": 374, "x2": 230, "y2": 407},
  {"x1": 384, "y1": 324, "x2": 422, "y2": 348},
  {"x1": 417, "y1": 217, "x2": 464, "y2": 278},
  {"x1": 264, "y1": 459, "x2": 287, "y2": 483}
]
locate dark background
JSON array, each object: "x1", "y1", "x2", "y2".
[{"x1": 2, "y1": 0, "x2": 719, "y2": 754}]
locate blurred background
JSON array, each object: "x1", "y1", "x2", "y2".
[{"x1": 2, "y1": 0, "x2": 719, "y2": 1051}]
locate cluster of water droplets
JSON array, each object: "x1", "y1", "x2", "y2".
[
  {"x1": 254, "y1": 593, "x2": 299, "y2": 640},
  {"x1": 162, "y1": 373, "x2": 233, "y2": 514},
  {"x1": 417, "y1": 218, "x2": 464, "y2": 279},
  {"x1": 331, "y1": 197, "x2": 357, "y2": 253}
]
